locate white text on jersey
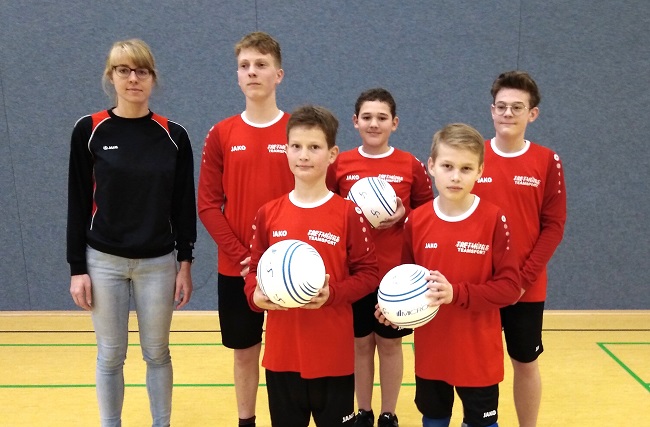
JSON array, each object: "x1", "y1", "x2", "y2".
[
  {"x1": 307, "y1": 230, "x2": 340, "y2": 246},
  {"x1": 513, "y1": 175, "x2": 541, "y2": 187},
  {"x1": 456, "y1": 241, "x2": 490, "y2": 255},
  {"x1": 377, "y1": 173, "x2": 404, "y2": 183},
  {"x1": 267, "y1": 144, "x2": 285, "y2": 153}
]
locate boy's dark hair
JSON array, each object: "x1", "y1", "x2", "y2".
[
  {"x1": 235, "y1": 31, "x2": 282, "y2": 67},
  {"x1": 430, "y1": 123, "x2": 485, "y2": 166},
  {"x1": 287, "y1": 105, "x2": 339, "y2": 149},
  {"x1": 354, "y1": 87, "x2": 397, "y2": 117},
  {"x1": 490, "y1": 71, "x2": 541, "y2": 108}
]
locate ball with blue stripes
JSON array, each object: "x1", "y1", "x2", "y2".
[
  {"x1": 347, "y1": 177, "x2": 397, "y2": 228},
  {"x1": 378, "y1": 264, "x2": 439, "y2": 328},
  {"x1": 257, "y1": 239, "x2": 326, "y2": 308}
]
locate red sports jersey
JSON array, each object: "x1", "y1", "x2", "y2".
[
  {"x1": 198, "y1": 112, "x2": 294, "y2": 276},
  {"x1": 404, "y1": 196, "x2": 520, "y2": 387},
  {"x1": 244, "y1": 192, "x2": 378, "y2": 379},
  {"x1": 327, "y1": 147, "x2": 433, "y2": 278},
  {"x1": 472, "y1": 139, "x2": 566, "y2": 302}
]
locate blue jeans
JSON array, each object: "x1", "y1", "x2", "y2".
[{"x1": 87, "y1": 247, "x2": 177, "y2": 427}]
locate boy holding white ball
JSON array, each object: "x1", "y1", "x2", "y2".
[
  {"x1": 327, "y1": 88, "x2": 433, "y2": 427},
  {"x1": 244, "y1": 105, "x2": 379, "y2": 426},
  {"x1": 379, "y1": 123, "x2": 521, "y2": 427}
]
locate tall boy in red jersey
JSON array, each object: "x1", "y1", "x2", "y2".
[
  {"x1": 473, "y1": 71, "x2": 567, "y2": 427},
  {"x1": 197, "y1": 32, "x2": 294, "y2": 427},
  {"x1": 379, "y1": 123, "x2": 521, "y2": 427},
  {"x1": 245, "y1": 105, "x2": 379, "y2": 426},
  {"x1": 327, "y1": 88, "x2": 433, "y2": 427}
]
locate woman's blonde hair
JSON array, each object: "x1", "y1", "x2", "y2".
[{"x1": 101, "y1": 39, "x2": 157, "y2": 103}]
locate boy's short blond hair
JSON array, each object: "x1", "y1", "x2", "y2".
[
  {"x1": 235, "y1": 31, "x2": 282, "y2": 67},
  {"x1": 287, "y1": 105, "x2": 339, "y2": 149},
  {"x1": 430, "y1": 123, "x2": 485, "y2": 166}
]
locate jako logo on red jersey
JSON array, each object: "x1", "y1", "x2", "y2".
[
  {"x1": 477, "y1": 176, "x2": 492, "y2": 183},
  {"x1": 272, "y1": 230, "x2": 288, "y2": 237},
  {"x1": 231, "y1": 145, "x2": 246, "y2": 152},
  {"x1": 345, "y1": 174, "x2": 360, "y2": 181}
]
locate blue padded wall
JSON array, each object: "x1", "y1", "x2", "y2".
[{"x1": 0, "y1": 1, "x2": 648, "y2": 310}]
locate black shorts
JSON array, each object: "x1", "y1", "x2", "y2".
[
  {"x1": 415, "y1": 377, "x2": 499, "y2": 427},
  {"x1": 265, "y1": 370, "x2": 355, "y2": 426},
  {"x1": 217, "y1": 273, "x2": 264, "y2": 349},
  {"x1": 353, "y1": 291, "x2": 413, "y2": 339},
  {"x1": 501, "y1": 301, "x2": 545, "y2": 363}
]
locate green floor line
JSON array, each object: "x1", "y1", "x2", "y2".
[
  {"x1": 1, "y1": 342, "x2": 419, "y2": 388},
  {"x1": 0, "y1": 383, "x2": 235, "y2": 389},
  {"x1": 0, "y1": 382, "x2": 420, "y2": 389},
  {"x1": 597, "y1": 342, "x2": 650, "y2": 393}
]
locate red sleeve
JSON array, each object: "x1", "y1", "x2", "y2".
[
  {"x1": 401, "y1": 214, "x2": 416, "y2": 264},
  {"x1": 197, "y1": 126, "x2": 248, "y2": 265},
  {"x1": 325, "y1": 203, "x2": 379, "y2": 305},
  {"x1": 244, "y1": 206, "x2": 268, "y2": 312},
  {"x1": 326, "y1": 159, "x2": 340, "y2": 194},
  {"x1": 520, "y1": 152, "x2": 567, "y2": 290},
  {"x1": 409, "y1": 156, "x2": 434, "y2": 209},
  {"x1": 452, "y1": 210, "x2": 521, "y2": 310}
]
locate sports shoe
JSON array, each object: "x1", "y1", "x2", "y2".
[
  {"x1": 377, "y1": 412, "x2": 399, "y2": 427},
  {"x1": 353, "y1": 409, "x2": 375, "y2": 427}
]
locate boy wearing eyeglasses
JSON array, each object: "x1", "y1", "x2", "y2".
[{"x1": 473, "y1": 70, "x2": 567, "y2": 427}]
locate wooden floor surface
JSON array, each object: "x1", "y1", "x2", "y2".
[{"x1": 1, "y1": 310, "x2": 649, "y2": 426}]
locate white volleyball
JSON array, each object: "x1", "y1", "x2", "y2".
[
  {"x1": 257, "y1": 239, "x2": 326, "y2": 308},
  {"x1": 377, "y1": 264, "x2": 438, "y2": 328},
  {"x1": 347, "y1": 177, "x2": 397, "y2": 228}
]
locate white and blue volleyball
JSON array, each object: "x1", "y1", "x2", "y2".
[
  {"x1": 378, "y1": 264, "x2": 438, "y2": 328},
  {"x1": 257, "y1": 239, "x2": 326, "y2": 308},
  {"x1": 347, "y1": 177, "x2": 397, "y2": 228}
]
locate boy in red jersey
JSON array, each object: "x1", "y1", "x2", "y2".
[
  {"x1": 327, "y1": 88, "x2": 433, "y2": 427},
  {"x1": 245, "y1": 105, "x2": 379, "y2": 426},
  {"x1": 379, "y1": 123, "x2": 521, "y2": 427},
  {"x1": 197, "y1": 32, "x2": 294, "y2": 427},
  {"x1": 472, "y1": 71, "x2": 567, "y2": 427}
]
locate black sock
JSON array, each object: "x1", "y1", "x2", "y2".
[{"x1": 239, "y1": 415, "x2": 256, "y2": 426}]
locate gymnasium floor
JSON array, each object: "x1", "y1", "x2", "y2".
[{"x1": 1, "y1": 311, "x2": 648, "y2": 426}]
